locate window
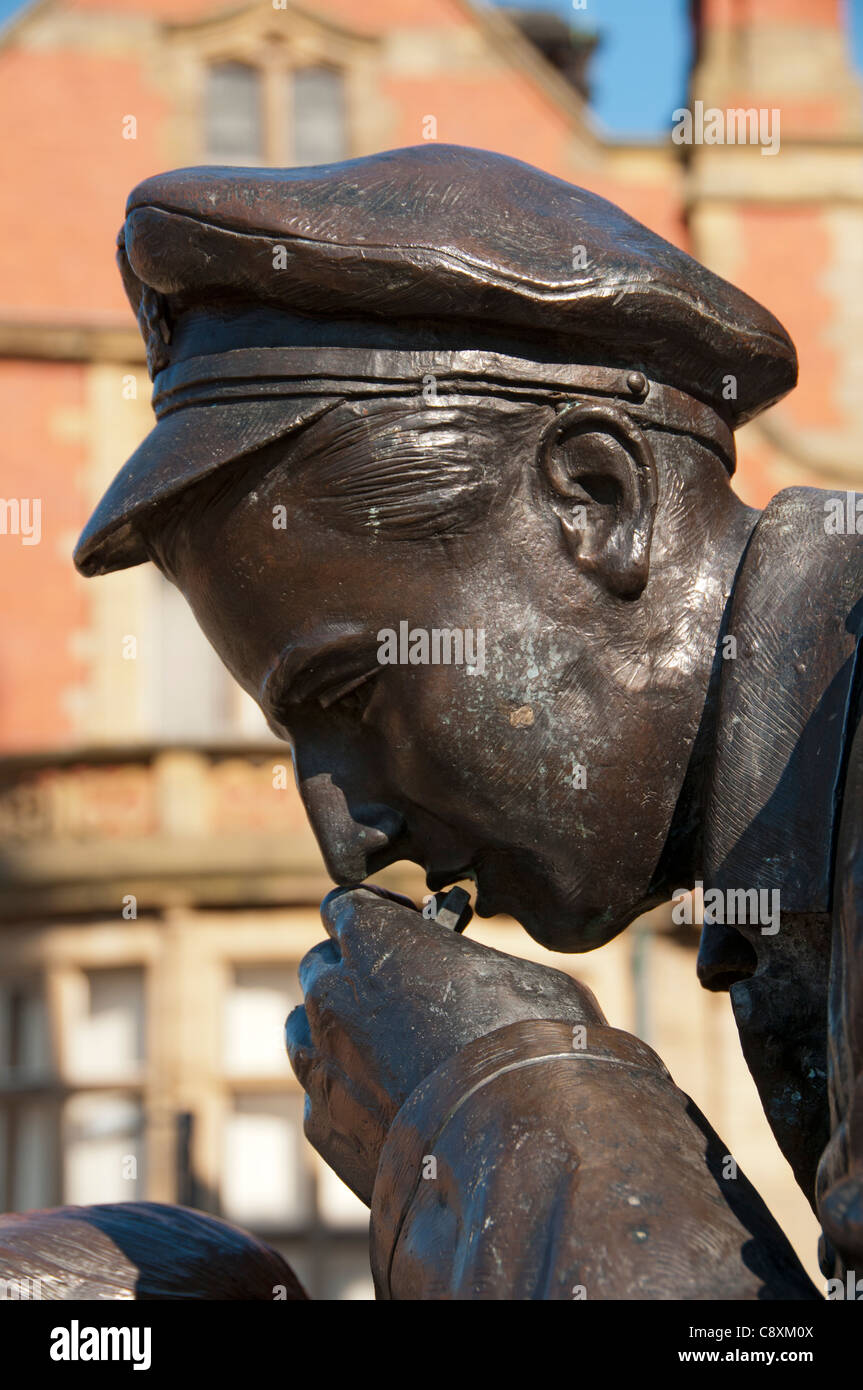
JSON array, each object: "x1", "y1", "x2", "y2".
[
  {"x1": 0, "y1": 979, "x2": 56, "y2": 1211},
  {"x1": 149, "y1": 571, "x2": 273, "y2": 742},
  {"x1": 223, "y1": 965, "x2": 301, "y2": 1076},
  {"x1": 219, "y1": 959, "x2": 372, "y2": 1294},
  {"x1": 0, "y1": 968, "x2": 150, "y2": 1213},
  {"x1": 222, "y1": 1091, "x2": 311, "y2": 1228},
  {"x1": 0, "y1": 948, "x2": 374, "y2": 1292},
  {"x1": 205, "y1": 61, "x2": 263, "y2": 165},
  {"x1": 202, "y1": 59, "x2": 349, "y2": 171},
  {"x1": 151, "y1": 573, "x2": 234, "y2": 741},
  {"x1": 8, "y1": 1101, "x2": 56, "y2": 1212},
  {"x1": 0, "y1": 979, "x2": 50, "y2": 1083},
  {"x1": 291, "y1": 67, "x2": 347, "y2": 165},
  {"x1": 66, "y1": 968, "x2": 145, "y2": 1085},
  {"x1": 64, "y1": 1093, "x2": 144, "y2": 1206},
  {"x1": 316, "y1": 1157, "x2": 369, "y2": 1230}
]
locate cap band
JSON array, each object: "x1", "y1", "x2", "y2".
[{"x1": 152, "y1": 346, "x2": 736, "y2": 472}]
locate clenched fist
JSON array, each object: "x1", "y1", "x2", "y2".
[{"x1": 286, "y1": 885, "x2": 604, "y2": 1205}]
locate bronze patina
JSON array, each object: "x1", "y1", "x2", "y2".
[{"x1": 4, "y1": 145, "x2": 861, "y2": 1300}]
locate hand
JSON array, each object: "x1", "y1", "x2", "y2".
[{"x1": 285, "y1": 885, "x2": 604, "y2": 1205}]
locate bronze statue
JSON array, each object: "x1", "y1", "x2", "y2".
[
  {"x1": 7, "y1": 145, "x2": 862, "y2": 1299},
  {"x1": 0, "y1": 1202, "x2": 307, "y2": 1300}
]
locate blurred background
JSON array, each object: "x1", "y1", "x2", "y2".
[{"x1": 1, "y1": 0, "x2": 862, "y2": 1298}]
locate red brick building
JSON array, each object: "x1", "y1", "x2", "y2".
[
  {"x1": 1, "y1": 0, "x2": 861, "y2": 752},
  {"x1": 0, "y1": 0, "x2": 860, "y2": 1295}
]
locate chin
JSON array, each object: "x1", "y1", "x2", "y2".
[
  {"x1": 527, "y1": 913, "x2": 630, "y2": 954},
  {"x1": 484, "y1": 877, "x2": 633, "y2": 955}
]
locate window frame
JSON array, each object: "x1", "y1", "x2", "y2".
[
  {"x1": 199, "y1": 52, "x2": 352, "y2": 167},
  {"x1": 203, "y1": 58, "x2": 266, "y2": 167}
]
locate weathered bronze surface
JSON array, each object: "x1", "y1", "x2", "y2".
[
  {"x1": 8, "y1": 145, "x2": 863, "y2": 1299},
  {"x1": 0, "y1": 1202, "x2": 307, "y2": 1299}
]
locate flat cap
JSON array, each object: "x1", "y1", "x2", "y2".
[{"x1": 74, "y1": 143, "x2": 797, "y2": 577}]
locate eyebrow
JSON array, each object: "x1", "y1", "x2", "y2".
[{"x1": 259, "y1": 629, "x2": 380, "y2": 715}]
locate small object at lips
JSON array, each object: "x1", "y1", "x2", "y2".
[{"x1": 433, "y1": 886, "x2": 473, "y2": 933}]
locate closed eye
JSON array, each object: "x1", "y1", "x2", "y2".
[
  {"x1": 260, "y1": 632, "x2": 382, "y2": 726},
  {"x1": 318, "y1": 666, "x2": 380, "y2": 714}
]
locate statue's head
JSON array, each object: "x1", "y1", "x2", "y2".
[{"x1": 75, "y1": 146, "x2": 796, "y2": 953}]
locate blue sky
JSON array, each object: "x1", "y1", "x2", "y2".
[
  {"x1": 1, "y1": 0, "x2": 862, "y2": 136},
  {"x1": 495, "y1": 0, "x2": 863, "y2": 136},
  {"x1": 498, "y1": 0, "x2": 693, "y2": 137}
]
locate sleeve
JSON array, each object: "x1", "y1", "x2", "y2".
[
  {"x1": 817, "y1": 706, "x2": 863, "y2": 1280},
  {"x1": 370, "y1": 1019, "x2": 819, "y2": 1301}
]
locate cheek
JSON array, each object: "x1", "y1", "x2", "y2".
[{"x1": 370, "y1": 664, "x2": 566, "y2": 836}]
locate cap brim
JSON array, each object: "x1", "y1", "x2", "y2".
[{"x1": 73, "y1": 397, "x2": 335, "y2": 576}]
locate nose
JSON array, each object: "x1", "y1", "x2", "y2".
[
  {"x1": 298, "y1": 772, "x2": 405, "y2": 885},
  {"x1": 696, "y1": 920, "x2": 757, "y2": 992}
]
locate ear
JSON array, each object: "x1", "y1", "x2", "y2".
[{"x1": 537, "y1": 401, "x2": 659, "y2": 598}]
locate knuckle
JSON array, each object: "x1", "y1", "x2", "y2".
[
  {"x1": 321, "y1": 884, "x2": 360, "y2": 919},
  {"x1": 320, "y1": 886, "x2": 364, "y2": 943},
  {"x1": 284, "y1": 1002, "x2": 309, "y2": 1046},
  {"x1": 298, "y1": 939, "x2": 339, "y2": 993}
]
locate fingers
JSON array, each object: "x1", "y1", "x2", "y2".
[
  {"x1": 345, "y1": 884, "x2": 418, "y2": 911},
  {"x1": 320, "y1": 883, "x2": 419, "y2": 954},
  {"x1": 295, "y1": 891, "x2": 418, "y2": 1079},
  {"x1": 286, "y1": 1004, "x2": 338, "y2": 1105},
  {"x1": 297, "y1": 938, "x2": 340, "y2": 994},
  {"x1": 285, "y1": 1004, "x2": 316, "y2": 1089}
]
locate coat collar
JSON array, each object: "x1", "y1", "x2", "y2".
[{"x1": 703, "y1": 486, "x2": 863, "y2": 911}]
